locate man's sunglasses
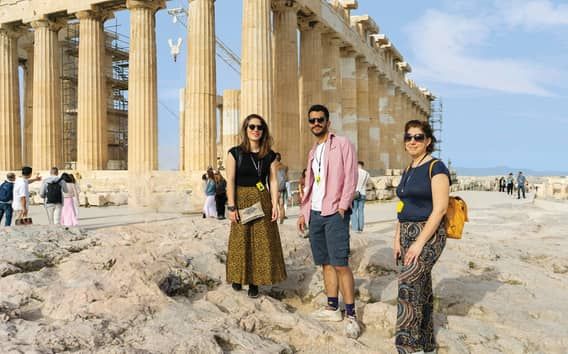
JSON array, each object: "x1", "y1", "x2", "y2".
[
  {"x1": 403, "y1": 133, "x2": 426, "y2": 142},
  {"x1": 247, "y1": 124, "x2": 264, "y2": 131},
  {"x1": 308, "y1": 117, "x2": 326, "y2": 124}
]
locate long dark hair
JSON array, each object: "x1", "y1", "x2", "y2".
[{"x1": 239, "y1": 114, "x2": 273, "y2": 158}]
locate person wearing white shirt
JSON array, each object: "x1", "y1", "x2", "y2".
[
  {"x1": 352, "y1": 161, "x2": 370, "y2": 232},
  {"x1": 12, "y1": 166, "x2": 42, "y2": 221}
]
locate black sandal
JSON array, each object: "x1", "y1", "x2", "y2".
[
  {"x1": 248, "y1": 284, "x2": 259, "y2": 298},
  {"x1": 232, "y1": 283, "x2": 242, "y2": 291}
]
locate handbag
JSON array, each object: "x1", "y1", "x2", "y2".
[{"x1": 239, "y1": 201, "x2": 265, "y2": 224}]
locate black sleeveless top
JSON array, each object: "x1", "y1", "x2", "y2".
[{"x1": 229, "y1": 146, "x2": 276, "y2": 187}]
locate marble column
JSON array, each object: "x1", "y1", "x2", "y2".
[
  {"x1": 31, "y1": 20, "x2": 63, "y2": 170},
  {"x1": 299, "y1": 19, "x2": 323, "y2": 158},
  {"x1": 76, "y1": 10, "x2": 108, "y2": 171},
  {"x1": 179, "y1": 88, "x2": 185, "y2": 171},
  {"x1": 273, "y1": 0, "x2": 300, "y2": 170},
  {"x1": 23, "y1": 45, "x2": 33, "y2": 166},
  {"x1": 378, "y1": 78, "x2": 397, "y2": 171},
  {"x1": 241, "y1": 0, "x2": 273, "y2": 122},
  {"x1": 356, "y1": 58, "x2": 369, "y2": 164},
  {"x1": 127, "y1": 0, "x2": 164, "y2": 173},
  {"x1": 0, "y1": 26, "x2": 22, "y2": 170},
  {"x1": 340, "y1": 48, "x2": 357, "y2": 147},
  {"x1": 222, "y1": 89, "x2": 241, "y2": 158},
  {"x1": 393, "y1": 89, "x2": 406, "y2": 169},
  {"x1": 184, "y1": 0, "x2": 216, "y2": 172},
  {"x1": 368, "y1": 67, "x2": 380, "y2": 173},
  {"x1": 322, "y1": 33, "x2": 343, "y2": 135}
]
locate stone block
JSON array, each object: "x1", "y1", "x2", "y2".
[
  {"x1": 106, "y1": 192, "x2": 128, "y2": 206},
  {"x1": 86, "y1": 193, "x2": 108, "y2": 207}
]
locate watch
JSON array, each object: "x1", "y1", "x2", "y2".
[{"x1": 227, "y1": 206, "x2": 237, "y2": 212}]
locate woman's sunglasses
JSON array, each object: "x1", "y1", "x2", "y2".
[
  {"x1": 403, "y1": 133, "x2": 426, "y2": 142},
  {"x1": 247, "y1": 124, "x2": 264, "y2": 131}
]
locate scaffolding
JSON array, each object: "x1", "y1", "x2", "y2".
[
  {"x1": 59, "y1": 19, "x2": 129, "y2": 170},
  {"x1": 429, "y1": 97, "x2": 443, "y2": 159}
]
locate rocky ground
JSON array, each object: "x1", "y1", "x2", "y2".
[{"x1": 1, "y1": 191, "x2": 567, "y2": 353}]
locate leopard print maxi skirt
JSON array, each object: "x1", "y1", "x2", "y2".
[{"x1": 226, "y1": 186, "x2": 287, "y2": 286}]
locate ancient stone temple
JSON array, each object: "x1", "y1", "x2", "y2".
[{"x1": 0, "y1": 0, "x2": 434, "y2": 206}]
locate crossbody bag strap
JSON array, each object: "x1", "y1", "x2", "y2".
[{"x1": 428, "y1": 159, "x2": 439, "y2": 180}]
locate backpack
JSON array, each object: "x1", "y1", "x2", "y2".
[
  {"x1": 0, "y1": 182, "x2": 13, "y2": 203},
  {"x1": 46, "y1": 179, "x2": 63, "y2": 204},
  {"x1": 428, "y1": 160, "x2": 468, "y2": 239}
]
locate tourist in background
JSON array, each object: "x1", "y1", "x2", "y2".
[
  {"x1": 517, "y1": 171, "x2": 527, "y2": 199},
  {"x1": 12, "y1": 166, "x2": 41, "y2": 224},
  {"x1": 225, "y1": 114, "x2": 287, "y2": 298},
  {"x1": 39, "y1": 167, "x2": 68, "y2": 225},
  {"x1": 352, "y1": 161, "x2": 370, "y2": 233},
  {"x1": 275, "y1": 152, "x2": 289, "y2": 224},
  {"x1": 60, "y1": 173, "x2": 79, "y2": 227},
  {"x1": 203, "y1": 169, "x2": 217, "y2": 218},
  {"x1": 0, "y1": 173, "x2": 16, "y2": 226},
  {"x1": 394, "y1": 120, "x2": 450, "y2": 354},
  {"x1": 214, "y1": 171, "x2": 227, "y2": 220},
  {"x1": 297, "y1": 104, "x2": 360, "y2": 339},
  {"x1": 499, "y1": 176, "x2": 506, "y2": 192},
  {"x1": 506, "y1": 172, "x2": 514, "y2": 195},
  {"x1": 298, "y1": 168, "x2": 307, "y2": 202},
  {"x1": 70, "y1": 174, "x2": 81, "y2": 217}
]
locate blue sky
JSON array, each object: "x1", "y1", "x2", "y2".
[{"x1": 114, "y1": 0, "x2": 568, "y2": 172}]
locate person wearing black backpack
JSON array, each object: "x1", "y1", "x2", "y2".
[
  {"x1": 39, "y1": 167, "x2": 68, "y2": 225},
  {"x1": 0, "y1": 173, "x2": 16, "y2": 226}
]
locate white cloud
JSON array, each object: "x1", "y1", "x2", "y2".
[
  {"x1": 406, "y1": 9, "x2": 559, "y2": 96},
  {"x1": 498, "y1": 0, "x2": 568, "y2": 29}
]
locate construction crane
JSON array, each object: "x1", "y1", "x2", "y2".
[{"x1": 167, "y1": 7, "x2": 241, "y2": 74}]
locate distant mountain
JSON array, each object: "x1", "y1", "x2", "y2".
[{"x1": 454, "y1": 166, "x2": 568, "y2": 177}]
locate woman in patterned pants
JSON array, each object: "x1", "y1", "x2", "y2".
[{"x1": 394, "y1": 120, "x2": 450, "y2": 354}]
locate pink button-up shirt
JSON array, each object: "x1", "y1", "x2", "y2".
[{"x1": 300, "y1": 133, "x2": 358, "y2": 224}]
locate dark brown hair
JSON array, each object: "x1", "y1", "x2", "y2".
[
  {"x1": 239, "y1": 114, "x2": 273, "y2": 158},
  {"x1": 404, "y1": 120, "x2": 437, "y2": 153}
]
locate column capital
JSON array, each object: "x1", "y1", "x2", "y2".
[
  {"x1": 126, "y1": 0, "x2": 166, "y2": 12},
  {"x1": 272, "y1": 0, "x2": 299, "y2": 12},
  {"x1": 30, "y1": 19, "x2": 65, "y2": 32},
  {"x1": 298, "y1": 17, "x2": 323, "y2": 32},
  {"x1": 0, "y1": 24, "x2": 27, "y2": 38},
  {"x1": 75, "y1": 9, "x2": 113, "y2": 22}
]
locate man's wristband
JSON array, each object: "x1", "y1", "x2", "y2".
[{"x1": 227, "y1": 206, "x2": 237, "y2": 212}]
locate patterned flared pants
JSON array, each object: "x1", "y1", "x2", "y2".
[{"x1": 396, "y1": 221, "x2": 446, "y2": 354}]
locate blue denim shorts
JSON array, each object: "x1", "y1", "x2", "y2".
[{"x1": 308, "y1": 210, "x2": 351, "y2": 266}]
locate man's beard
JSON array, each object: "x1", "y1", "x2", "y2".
[{"x1": 311, "y1": 126, "x2": 327, "y2": 137}]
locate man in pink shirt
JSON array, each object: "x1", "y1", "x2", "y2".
[{"x1": 297, "y1": 104, "x2": 360, "y2": 339}]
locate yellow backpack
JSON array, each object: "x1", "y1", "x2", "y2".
[{"x1": 428, "y1": 160, "x2": 468, "y2": 239}]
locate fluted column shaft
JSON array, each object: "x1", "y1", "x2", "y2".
[
  {"x1": 241, "y1": 0, "x2": 273, "y2": 121},
  {"x1": 273, "y1": 1, "x2": 300, "y2": 170},
  {"x1": 322, "y1": 34, "x2": 342, "y2": 135},
  {"x1": 368, "y1": 67, "x2": 380, "y2": 173},
  {"x1": 185, "y1": 0, "x2": 216, "y2": 171},
  {"x1": 0, "y1": 27, "x2": 22, "y2": 170},
  {"x1": 299, "y1": 20, "x2": 323, "y2": 158},
  {"x1": 340, "y1": 48, "x2": 357, "y2": 147},
  {"x1": 127, "y1": 0, "x2": 164, "y2": 172},
  {"x1": 378, "y1": 79, "x2": 396, "y2": 170},
  {"x1": 393, "y1": 90, "x2": 405, "y2": 169},
  {"x1": 356, "y1": 58, "x2": 369, "y2": 164},
  {"x1": 222, "y1": 89, "x2": 241, "y2": 157},
  {"x1": 77, "y1": 11, "x2": 108, "y2": 170},
  {"x1": 23, "y1": 45, "x2": 33, "y2": 165},
  {"x1": 32, "y1": 20, "x2": 63, "y2": 170}
]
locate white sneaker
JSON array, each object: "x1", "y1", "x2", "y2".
[
  {"x1": 312, "y1": 306, "x2": 342, "y2": 322},
  {"x1": 344, "y1": 315, "x2": 361, "y2": 339}
]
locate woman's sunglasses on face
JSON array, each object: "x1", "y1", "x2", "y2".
[
  {"x1": 404, "y1": 133, "x2": 426, "y2": 142},
  {"x1": 248, "y1": 124, "x2": 264, "y2": 131}
]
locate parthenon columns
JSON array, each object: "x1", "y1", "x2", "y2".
[
  {"x1": 393, "y1": 89, "x2": 405, "y2": 169},
  {"x1": 31, "y1": 20, "x2": 63, "y2": 170},
  {"x1": 76, "y1": 10, "x2": 108, "y2": 171},
  {"x1": 241, "y1": 0, "x2": 273, "y2": 121},
  {"x1": 378, "y1": 77, "x2": 396, "y2": 171},
  {"x1": 23, "y1": 44, "x2": 33, "y2": 166},
  {"x1": 273, "y1": 0, "x2": 300, "y2": 170},
  {"x1": 299, "y1": 19, "x2": 323, "y2": 159},
  {"x1": 222, "y1": 89, "x2": 241, "y2": 157},
  {"x1": 356, "y1": 58, "x2": 369, "y2": 164},
  {"x1": 322, "y1": 33, "x2": 343, "y2": 135},
  {"x1": 184, "y1": 0, "x2": 217, "y2": 172},
  {"x1": 368, "y1": 67, "x2": 380, "y2": 173},
  {"x1": 340, "y1": 48, "x2": 357, "y2": 147},
  {"x1": 0, "y1": 26, "x2": 22, "y2": 170},
  {"x1": 126, "y1": 0, "x2": 164, "y2": 173}
]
